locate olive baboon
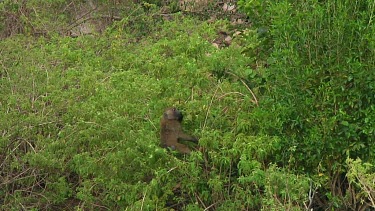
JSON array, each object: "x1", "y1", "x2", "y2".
[{"x1": 160, "y1": 107, "x2": 198, "y2": 154}]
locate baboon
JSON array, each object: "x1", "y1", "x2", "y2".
[{"x1": 160, "y1": 107, "x2": 198, "y2": 154}]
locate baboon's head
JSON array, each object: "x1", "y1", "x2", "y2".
[{"x1": 163, "y1": 107, "x2": 183, "y2": 122}]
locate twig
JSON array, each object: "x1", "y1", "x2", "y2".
[
  {"x1": 217, "y1": 91, "x2": 246, "y2": 100},
  {"x1": 92, "y1": 203, "x2": 110, "y2": 210},
  {"x1": 225, "y1": 71, "x2": 259, "y2": 106},
  {"x1": 195, "y1": 192, "x2": 207, "y2": 209},
  {"x1": 203, "y1": 84, "x2": 220, "y2": 130},
  {"x1": 24, "y1": 139, "x2": 36, "y2": 153},
  {"x1": 307, "y1": 179, "x2": 318, "y2": 210},
  {"x1": 141, "y1": 189, "x2": 147, "y2": 211},
  {"x1": 356, "y1": 174, "x2": 375, "y2": 207},
  {"x1": 0, "y1": 168, "x2": 32, "y2": 185},
  {"x1": 204, "y1": 202, "x2": 218, "y2": 211},
  {"x1": 167, "y1": 166, "x2": 178, "y2": 173}
]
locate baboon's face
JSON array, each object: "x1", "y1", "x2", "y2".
[{"x1": 163, "y1": 107, "x2": 183, "y2": 122}]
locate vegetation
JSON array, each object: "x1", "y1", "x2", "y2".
[{"x1": 1, "y1": 0, "x2": 374, "y2": 210}]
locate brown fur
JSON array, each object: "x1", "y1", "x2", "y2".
[{"x1": 160, "y1": 107, "x2": 198, "y2": 154}]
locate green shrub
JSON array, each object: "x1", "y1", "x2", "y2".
[{"x1": 239, "y1": 0, "x2": 375, "y2": 209}]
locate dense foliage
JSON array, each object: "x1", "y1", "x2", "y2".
[
  {"x1": 238, "y1": 0, "x2": 375, "y2": 209},
  {"x1": 1, "y1": 0, "x2": 374, "y2": 210}
]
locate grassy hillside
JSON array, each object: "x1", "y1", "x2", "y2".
[{"x1": 1, "y1": 1, "x2": 374, "y2": 210}]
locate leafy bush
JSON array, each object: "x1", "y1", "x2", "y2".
[{"x1": 239, "y1": 0, "x2": 375, "y2": 209}]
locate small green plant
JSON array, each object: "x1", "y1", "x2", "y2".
[{"x1": 346, "y1": 158, "x2": 375, "y2": 210}]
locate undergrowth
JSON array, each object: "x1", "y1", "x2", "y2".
[{"x1": 1, "y1": 0, "x2": 374, "y2": 210}]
